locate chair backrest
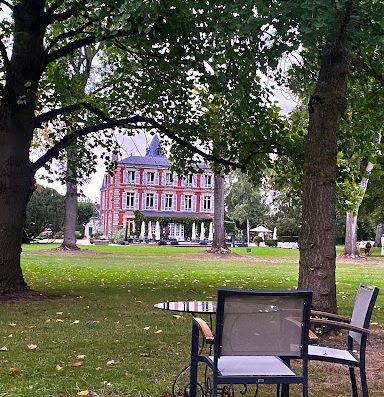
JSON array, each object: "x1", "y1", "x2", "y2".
[
  {"x1": 215, "y1": 289, "x2": 312, "y2": 358},
  {"x1": 349, "y1": 284, "x2": 379, "y2": 344}
]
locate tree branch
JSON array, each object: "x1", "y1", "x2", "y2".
[
  {"x1": 35, "y1": 102, "x2": 112, "y2": 127},
  {"x1": 33, "y1": 112, "x2": 243, "y2": 171},
  {"x1": 0, "y1": 0, "x2": 14, "y2": 11},
  {"x1": 45, "y1": 21, "x2": 93, "y2": 53},
  {"x1": 44, "y1": 35, "x2": 98, "y2": 66},
  {"x1": 352, "y1": 56, "x2": 384, "y2": 89},
  {"x1": 0, "y1": 39, "x2": 10, "y2": 72}
]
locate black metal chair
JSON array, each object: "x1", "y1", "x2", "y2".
[
  {"x1": 189, "y1": 288, "x2": 313, "y2": 397},
  {"x1": 309, "y1": 284, "x2": 379, "y2": 397}
]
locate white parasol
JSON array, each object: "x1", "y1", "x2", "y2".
[
  {"x1": 155, "y1": 221, "x2": 161, "y2": 240},
  {"x1": 208, "y1": 222, "x2": 213, "y2": 241},
  {"x1": 140, "y1": 221, "x2": 146, "y2": 239},
  {"x1": 147, "y1": 221, "x2": 153, "y2": 240},
  {"x1": 272, "y1": 227, "x2": 278, "y2": 240},
  {"x1": 200, "y1": 222, "x2": 205, "y2": 240},
  {"x1": 191, "y1": 222, "x2": 196, "y2": 241}
]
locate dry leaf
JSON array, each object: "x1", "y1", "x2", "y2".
[
  {"x1": 45, "y1": 319, "x2": 51, "y2": 323},
  {"x1": 27, "y1": 343, "x2": 37, "y2": 351},
  {"x1": 143, "y1": 326, "x2": 150, "y2": 330},
  {"x1": 77, "y1": 354, "x2": 86, "y2": 359},
  {"x1": 0, "y1": 346, "x2": 8, "y2": 351},
  {"x1": 56, "y1": 319, "x2": 64, "y2": 323},
  {"x1": 140, "y1": 352, "x2": 150, "y2": 357},
  {"x1": 9, "y1": 367, "x2": 25, "y2": 376},
  {"x1": 106, "y1": 359, "x2": 118, "y2": 365},
  {"x1": 162, "y1": 392, "x2": 172, "y2": 397},
  {"x1": 77, "y1": 391, "x2": 89, "y2": 396},
  {"x1": 71, "y1": 361, "x2": 84, "y2": 367},
  {"x1": 55, "y1": 364, "x2": 63, "y2": 371},
  {"x1": 8, "y1": 323, "x2": 16, "y2": 327},
  {"x1": 172, "y1": 315, "x2": 182, "y2": 320},
  {"x1": 155, "y1": 330, "x2": 163, "y2": 334},
  {"x1": 72, "y1": 320, "x2": 80, "y2": 324}
]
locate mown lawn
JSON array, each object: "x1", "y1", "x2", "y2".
[{"x1": 0, "y1": 245, "x2": 383, "y2": 397}]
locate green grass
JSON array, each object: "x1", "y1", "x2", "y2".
[{"x1": 0, "y1": 245, "x2": 383, "y2": 397}]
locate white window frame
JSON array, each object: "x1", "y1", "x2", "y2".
[
  {"x1": 184, "y1": 194, "x2": 193, "y2": 211},
  {"x1": 202, "y1": 195, "x2": 212, "y2": 212},
  {"x1": 183, "y1": 174, "x2": 193, "y2": 187},
  {"x1": 146, "y1": 193, "x2": 155, "y2": 209},
  {"x1": 204, "y1": 174, "x2": 213, "y2": 188},
  {"x1": 124, "y1": 170, "x2": 135, "y2": 184},
  {"x1": 147, "y1": 171, "x2": 155, "y2": 185},
  {"x1": 165, "y1": 194, "x2": 173, "y2": 210},
  {"x1": 165, "y1": 172, "x2": 174, "y2": 186},
  {"x1": 126, "y1": 192, "x2": 135, "y2": 209}
]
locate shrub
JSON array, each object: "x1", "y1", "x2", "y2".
[
  {"x1": 264, "y1": 239, "x2": 278, "y2": 247},
  {"x1": 75, "y1": 230, "x2": 83, "y2": 239},
  {"x1": 111, "y1": 228, "x2": 126, "y2": 244},
  {"x1": 253, "y1": 236, "x2": 263, "y2": 244}
]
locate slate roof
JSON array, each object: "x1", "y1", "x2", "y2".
[
  {"x1": 119, "y1": 134, "x2": 211, "y2": 170},
  {"x1": 139, "y1": 210, "x2": 212, "y2": 220}
]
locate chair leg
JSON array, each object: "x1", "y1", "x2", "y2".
[
  {"x1": 189, "y1": 326, "x2": 199, "y2": 397},
  {"x1": 349, "y1": 367, "x2": 358, "y2": 397},
  {"x1": 360, "y1": 366, "x2": 369, "y2": 397}
]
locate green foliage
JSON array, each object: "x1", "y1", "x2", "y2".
[
  {"x1": 225, "y1": 171, "x2": 269, "y2": 230},
  {"x1": 111, "y1": 228, "x2": 126, "y2": 244},
  {"x1": 25, "y1": 187, "x2": 65, "y2": 238},
  {"x1": 264, "y1": 239, "x2": 278, "y2": 247},
  {"x1": 78, "y1": 201, "x2": 97, "y2": 226},
  {"x1": 253, "y1": 236, "x2": 263, "y2": 244}
]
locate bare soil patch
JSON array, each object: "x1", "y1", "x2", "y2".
[{"x1": 0, "y1": 289, "x2": 65, "y2": 304}]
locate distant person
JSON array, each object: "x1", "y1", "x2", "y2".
[{"x1": 364, "y1": 241, "x2": 372, "y2": 254}]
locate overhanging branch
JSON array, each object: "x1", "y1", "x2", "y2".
[
  {"x1": 35, "y1": 102, "x2": 113, "y2": 127},
  {"x1": 32, "y1": 113, "x2": 243, "y2": 172},
  {"x1": 352, "y1": 56, "x2": 384, "y2": 89}
]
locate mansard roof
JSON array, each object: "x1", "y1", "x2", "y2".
[{"x1": 119, "y1": 134, "x2": 211, "y2": 170}]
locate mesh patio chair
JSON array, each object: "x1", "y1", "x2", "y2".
[
  {"x1": 189, "y1": 288, "x2": 313, "y2": 397},
  {"x1": 309, "y1": 284, "x2": 379, "y2": 397}
]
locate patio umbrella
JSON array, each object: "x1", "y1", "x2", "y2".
[
  {"x1": 155, "y1": 221, "x2": 161, "y2": 241},
  {"x1": 249, "y1": 226, "x2": 272, "y2": 233},
  {"x1": 140, "y1": 221, "x2": 146, "y2": 239},
  {"x1": 191, "y1": 222, "x2": 196, "y2": 241},
  {"x1": 208, "y1": 222, "x2": 213, "y2": 241},
  {"x1": 273, "y1": 227, "x2": 278, "y2": 240},
  {"x1": 147, "y1": 221, "x2": 153, "y2": 240},
  {"x1": 200, "y1": 222, "x2": 205, "y2": 240}
]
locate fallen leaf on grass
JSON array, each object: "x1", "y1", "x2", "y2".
[
  {"x1": 172, "y1": 315, "x2": 182, "y2": 320},
  {"x1": 106, "y1": 359, "x2": 118, "y2": 365},
  {"x1": 0, "y1": 346, "x2": 8, "y2": 351},
  {"x1": 56, "y1": 319, "x2": 64, "y2": 323},
  {"x1": 140, "y1": 352, "x2": 150, "y2": 357},
  {"x1": 55, "y1": 364, "x2": 63, "y2": 371},
  {"x1": 155, "y1": 330, "x2": 163, "y2": 334},
  {"x1": 27, "y1": 343, "x2": 37, "y2": 351},
  {"x1": 71, "y1": 361, "x2": 84, "y2": 367},
  {"x1": 77, "y1": 391, "x2": 89, "y2": 396},
  {"x1": 8, "y1": 323, "x2": 16, "y2": 327},
  {"x1": 72, "y1": 320, "x2": 80, "y2": 324},
  {"x1": 77, "y1": 354, "x2": 86, "y2": 359},
  {"x1": 162, "y1": 392, "x2": 172, "y2": 397},
  {"x1": 143, "y1": 326, "x2": 150, "y2": 330},
  {"x1": 10, "y1": 367, "x2": 25, "y2": 376}
]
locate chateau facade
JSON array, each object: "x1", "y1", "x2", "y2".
[{"x1": 99, "y1": 135, "x2": 214, "y2": 240}]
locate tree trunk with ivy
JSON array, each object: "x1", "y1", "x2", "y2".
[
  {"x1": 298, "y1": 4, "x2": 353, "y2": 313},
  {"x1": 208, "y1": 174, "x2": 229, "y2": 254}
]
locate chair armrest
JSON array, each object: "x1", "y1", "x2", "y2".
[
  {"x1": 310, "y1": 318, "x2": 370, "y2": 335},
  {"x1": 308, "y1": 329, "x2": 319, "y2": 344},
  {"x1": 193, "y1": 317, "x2": 215, "y2": 343},
  {"x1": 311, "y1": 310, "x2": 351, "y2": 323}
]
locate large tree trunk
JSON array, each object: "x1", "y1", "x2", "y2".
[
  {"x1": 0, "y1": 1, "x2": 45, "y2": 294},
  {"x1": 60, "y1": 150, "x2": 79, "y2": 250},
  {"x1": 298, "y1": 5, "x2": 352, "y2": 312},
  {"x1": 209, "y1": 174, "x2": 230, "y2": 254},
  {"x1": 343, "y1": 211, "x2": 360, "y2": 257}
]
